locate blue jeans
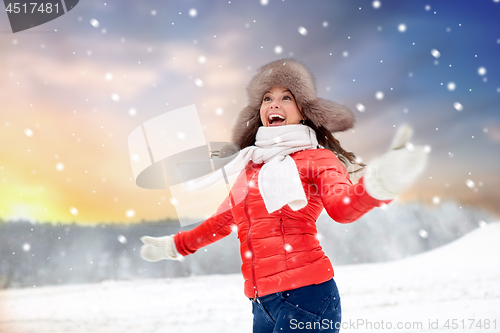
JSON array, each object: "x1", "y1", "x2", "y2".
[{"x1": 250, "y1": 278, "x2": 341, "y2": 333}]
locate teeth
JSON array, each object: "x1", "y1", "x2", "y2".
[{"x1": 268, "y1": 114, "x2": 285, "y2": 123}]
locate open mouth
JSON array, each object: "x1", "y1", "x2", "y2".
[{"x1": 268, "y1": 114, "x2": 286, "y2": 126}]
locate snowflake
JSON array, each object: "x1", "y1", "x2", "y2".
[
  {"x1": 355, "y1": 103, "x2": 366, "y2": 112},
  {"x1": 117, "y1": 235, "x2": 127, "y2": 244},
  {"x1": 24, "y1": 128, "x2": 34, "y2": 137},
  {"x1": 298, "y1": 26, "x2": 308, "y2": 36},
  {"x1": 90, "y1": 19, "x2": 99, "y2": 28},
  {"x1": 453, "y1": 102, "x2": 463, "y2": 111},
  {"x1": 430, "y1": 49, "x2": 441, "y2": 58}
]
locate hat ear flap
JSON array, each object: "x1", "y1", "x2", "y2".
[
  {"x1": 305, "y1": 98, "x2": 355, "y2": 133},
  {"x1": 231, "y1": 105, "x2": 262, "y2": 149}
]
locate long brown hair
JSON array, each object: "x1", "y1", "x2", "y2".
[
  {"x1": 303, "y1": 119, "x2": 365, "y2": 174},
  {"x1": 236, "y1": 109, "x2": 365, "y2": 174}
]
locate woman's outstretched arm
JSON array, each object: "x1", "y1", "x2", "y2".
[
  {"x1": 174, "y1": 194, "x2": 236, "y2": 256},
  {"x1": 312, "y1": 149, "x2": 391, "y2": 224},
  {"x1": 313, "y1": 126, "x2": 428, "y2": 223}
]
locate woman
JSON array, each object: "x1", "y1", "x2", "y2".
[{"x1": 140, "y1": 59, "x2": 428, "y2": 332}]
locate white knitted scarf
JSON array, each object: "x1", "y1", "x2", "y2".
[{"x1": 186, "y1": 124, "x2": 318, "y2": 213}]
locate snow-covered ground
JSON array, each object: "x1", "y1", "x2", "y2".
[{"x1": 1, "y1": 222, "x2": 499, "y2": 333}]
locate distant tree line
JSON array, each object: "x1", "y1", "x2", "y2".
[{"x1": 0, "y1": 200, "x2": 497, "y2": 289}]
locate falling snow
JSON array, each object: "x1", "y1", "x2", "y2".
[
  {"x1": 405, "y1": 142, "x2": 415, "y2": 151},
  {"x1": 298, "y1": 26, "x2": 308, "y2": 36},
  {"x1": 430, "y1": 49, "x2": 441, "y2": 58},
  {"x1": 90, "y1": 19, "x2": 99, "y2": 28},
  {"x1": 117, "y1": 235, "x2": 127, "y2": 244},
  {"x1": 355, "y1": 103, "x2": 366, "y2": 112},
  {"x1": 418, "y1": 229, "x2": 429, "y2": 239},
  {"x1": 69, "y1": 207, "x2": 79, "y2": 216},
  {"x1": 1, "y1": 2, "x2": 498, "y2": 294},
  {"x1": 466, "y1": 179, "x2": 475, "y2": 189},
  {"x1": 24, "y1": 128, "x2": 34, "y2": 137},
  {"x1": 453, "y1": 102, "x2": 463, "y2": 111},
  {"x1": 194, "y1": 78, "x2": 204, "y2": 87}
]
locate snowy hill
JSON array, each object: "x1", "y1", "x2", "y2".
[{"x1": 1, "y1": 222, "x2": 499, "y2": 333}]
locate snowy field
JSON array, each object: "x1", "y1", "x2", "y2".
[{"x1": 1, "y1": 222, "x2": 499, "y2": 333}]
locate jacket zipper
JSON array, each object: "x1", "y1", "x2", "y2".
[
  {"x1": 280, "y1": 218, "x2": 287, "y2": 269},
  {"x1": 245, "y1": 170, "x2": 259, "y2": 302}
]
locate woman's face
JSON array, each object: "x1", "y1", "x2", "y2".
[{"x1": 260, "y1": 87, "x2": 303, "y2": 127}]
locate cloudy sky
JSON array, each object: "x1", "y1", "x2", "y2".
[{"x1": 0, "y1": 0, "x2": 499, "y2": 224}]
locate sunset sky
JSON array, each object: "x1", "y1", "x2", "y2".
[{"x1": 0, "y1": 0, "x2": 499, "y2": 224}]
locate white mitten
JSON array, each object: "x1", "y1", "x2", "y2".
[
  {"x1": 364, "y1": 125, "x2": 429, "y2": 200},
  {"x1": 140, "y1": 235, "x2": 183, "y2": 262}
]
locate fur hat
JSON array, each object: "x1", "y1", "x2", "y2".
[{"x1": 231, "y1": 58, "x2": 355, "y2": 149}]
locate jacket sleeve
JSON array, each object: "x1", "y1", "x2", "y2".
[
  {"x1": 312, "y1": 150, "x2": 392, "y2": 224},
  {"x1": 173, "y1": 193, "x2": 236, "y2": 256}
]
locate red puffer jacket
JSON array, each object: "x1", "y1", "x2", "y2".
[{"x1": 174, "y1": 148, "x2": 390, "y2": 299}]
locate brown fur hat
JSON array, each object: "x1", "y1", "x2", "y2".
[{"x1": 231, "y1": 58, "x2": 355, "y2": 148}]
